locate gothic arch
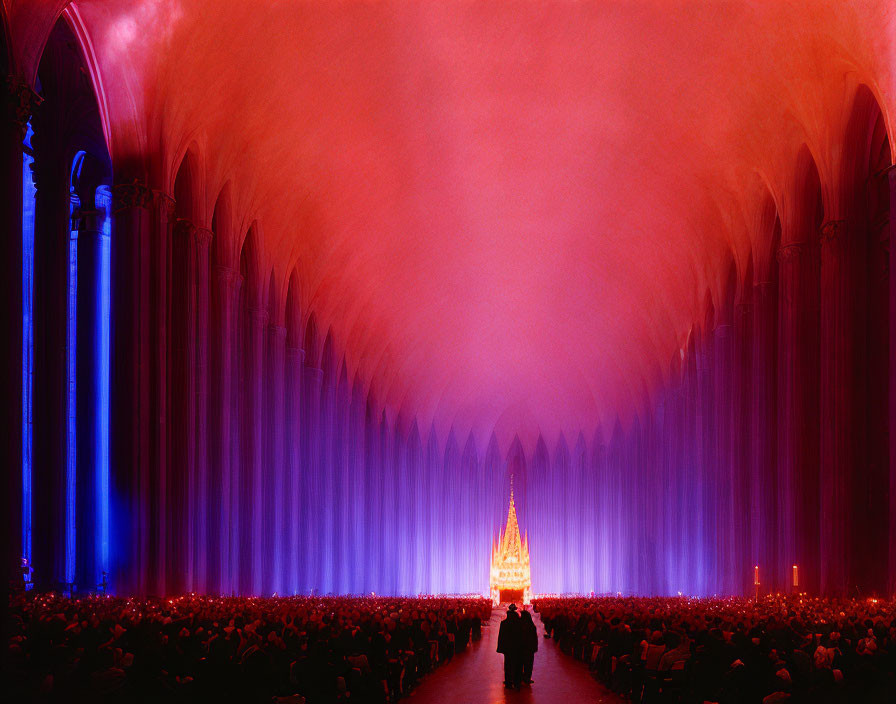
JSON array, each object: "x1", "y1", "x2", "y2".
[
  {"x1": 172, "y1": 145, "x2": 202, "y2": 223},
  {"x1": 285, "y1": 270, "x2": 303, "y2": 349},
  {"x1": 303, "y1": 313, "x2": 319, "y2": 369},
  {"x1": 210, "y1": 181, "x2": 235, "y2": 269}
]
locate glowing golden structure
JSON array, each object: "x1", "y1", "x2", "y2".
[{"x1": 489, "y1": 482, "x2": 531, "y2": 605}]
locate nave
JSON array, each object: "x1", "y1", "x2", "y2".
[
  {"x1": 3, "y1": 2, "x2": 896, "y2": 703},
  {"x1": 412, "y1": 605, "x2": 622, "y2": 704}
]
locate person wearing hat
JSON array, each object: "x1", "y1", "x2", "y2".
[{"x1": 497, "y1": 604, "x2": 524, "y2": 689}]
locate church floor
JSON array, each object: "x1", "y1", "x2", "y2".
[{"x1": 409, "y1": 606, "x2": 623, "y2": 704}]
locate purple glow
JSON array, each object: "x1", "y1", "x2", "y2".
[
  {"x1": 22, "y1": 122, "x2": 35, "y2": 567},
  {"x1": 65, "y1": 153, "x2": 85, "y2": 587},
  {"x1": 95, "y1": 186, "x2": 112, "y2": 579},
  {"x1": 204, "y1": 370, "x2": 729, "y2": 597}
]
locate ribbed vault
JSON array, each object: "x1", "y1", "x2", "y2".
[{"x1": 7, "y1": 0, "x2": 895, "y2": 450}]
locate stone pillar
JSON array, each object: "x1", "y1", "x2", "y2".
[
  {"x1": 267, "y1": 325, "x2": 286, "y2": 594},
  {"x1": 777, "y1": 241, "x2": 817, "y2": 593},
  {"x1": 247, "y1": 307, "x2": 267, "y2": 595},
  {"x1": 683, "y1": 339, "x2": 702, "y2": 592},
  {"x1": 889, "y1": 168, "x2": 896, "y2": 597},
  {"x1": 1, "y1": 76, "x2": 39, "y2": 601},
  {"x1": 74, "y1": 209, "x2": 104, "y2": 592},
  {"x1": 285, "y1": 347, "x2": 304, "y2": 594},
  {"x1": 210, "y1": 265, "x2": 239, "y2": 594},
  {"x1": 167, "y1": 219, "x2": 212, "y2": 593},
  {"x1": 751, "y1": 281, "x2": 777, "y2": 590},
  {"x1": 734, "y1": 302, "x2": 753, "y2": 595},
  {"x1": 819, "y1": 220, "x2": 852, "y2": 596},
  {"x1": 31, "y1": 149, "x2": 71, "y2": 590},
  {"x1": 696, "y1": 337, "x2": 714, "y2": 594},
  {"x1": 302, "y1": 367, "x2": 323, "y2": 592},
  {"x1": 713, "y1": 323, "x2": 734, "y2": 593},
  {"x1": 193, "y1": 227, "x2": 212, "y2": 593},
  {"x1": 150, "y1": 191, "x2": 174, "y2": 595},
  {"x1": 320, "y1": 366, "x2": 337, "y2": 593},
  {"x1": 661, "y1": 375, "x2": 683, "y2": 592},
  {"x1": 110, "y1": 180, "x2": 153, "y2": 594},
  {"x1": 170, "y1": 218, "x2": 196, "y2": 594}
]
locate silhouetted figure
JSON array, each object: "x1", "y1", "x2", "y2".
[
  {"x1": 497, "y1": 603, "x2": 523, "y2": 689},
  {"x1": 519, "y1": 609, "x2": 538, "y2": 684}
]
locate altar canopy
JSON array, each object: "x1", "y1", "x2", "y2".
[{"x1": 490, "y1": 488, "x2": 532, "y2": 605}]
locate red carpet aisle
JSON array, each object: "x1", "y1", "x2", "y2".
[{"x1": 410, "y1": 606, "x2": 623, "y2": 704}]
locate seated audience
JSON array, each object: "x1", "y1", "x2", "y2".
[
  {"x1": 533, "y1": 594, "x2": 896, "y2": 704},
  {"x1": 6, "y1": 591, "x2": 490, "y2": 703}
]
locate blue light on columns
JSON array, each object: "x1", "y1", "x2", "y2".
[
  {"x1": 95, "y1": 186, "x2": 112, "y2": 581},
  {"x1": 22, "y1": 122, "x2": 35, "y2": 572},
  {"x1": 65, "y1": 152, "x2": 85, "y2": 587}
]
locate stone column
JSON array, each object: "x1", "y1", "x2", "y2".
[
  {"x1": 31, "y1": 148, "x2": 71, "y2": 590},
  {"x1": 75, "y1": 209, "x2": 104, "y2": 592},
  {"x1": 662, "y1": 373, "x2": 683, "y2": 592},
  {"x1": 267, "y1": 325, "x2": 287, "y2": 594},
  {"x1": 734, "y1": 302, "x2": 753, "y2": 595},
  {"x1": 777, "y1": 241, "x2": 817, "y2": 593},
  {"x1": 150, "y1": 191, "x2": 174, "y2": 594},
  {"x1": 170, "y1": 218, "x2": 196, "y2": 594},
  {"x1": 889, "y1": 168, "x2": 896, "y2": 597},
  {"x1": 285, "y1": 347, "x2": 304, "y2": 594},
  {"x1": 167, "y1": 219, "x2": 212, "y2": 593},
  {"x1": 247, "y1": 306, "x2": 267, "y2": 594},
  {"x1": 319, "y1": 365, "x2": 337, "y2": 593},
  {"x1": 819, "y1": 220, "x2": 852, "y2": 596},
  {"x1": 696, "y1": 337, "x2": 714, "y2": 594},
  {"x1": 302, "y1": 367, "x2": 323, "y2": 592},
  {"x1": 110, "y1": 181, "x2": 153, "y2": 594},
  {"x1": 193, "y1": 227, "x2": 212, "y2": 592},
  {"x1": 210, "y1": 265, "x2": 239, "y2": 594},
  {"x1": 1, "y1": 76, "x2": 40, "y2": 600},
  {"x1": 751, "y1": 281, "x2": 777, "y2": 590},
  {"x1": 683, "y1": 339, "x2": 702, "y2": 592},
  {"x1": 713, "y1": 323, "x2": 734, "y2": 594}
]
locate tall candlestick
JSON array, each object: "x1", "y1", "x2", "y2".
[
  {"x1": 792, "y1": 565, "x2": 799, "y2": 589},
  {"x1": 754, "y1": 565, "x2": 760, "y2": 585}
]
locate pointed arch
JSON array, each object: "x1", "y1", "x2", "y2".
[
  {"x1": 266, "y1": 269, "x2": 281, "y2": 325},
  {"x1": 172, "y1": 144, "x2": 201, "y2": 222},
  {"x1": 285, "y1": 270, "x2": 303, "y2": 349},
  {"x1": 237, "y1": 223, "x2": 263, "y2": 309},
  {"x1": 837, "y1": 84, "x2": 892, "y2": 217},
  {"x1": 303, "y1": 313, "x2": 319, "y2": 369},
  {"x1": 210, "y1": 181, "x2": 235, "y2": 269},
  {"x1": 321, "y1": 328, "x2": 336, "y2": 376},
  {"x1": 783, "y1": 144, "x2": 823, "y2": 244}
]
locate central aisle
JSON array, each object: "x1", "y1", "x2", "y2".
[{"x1": 410, "y1": 606, "x2": 623, "y2": 704}]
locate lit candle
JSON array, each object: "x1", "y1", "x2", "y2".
[
  {"x1": 792, "y1": 565, "x2": 799, "y2": 588},
  {"x1": 754, "y1": 565, "x2": 760, "y2": 586}
]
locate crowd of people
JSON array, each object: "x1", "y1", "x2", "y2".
[
  {"x1": 533, "y1": 594, "x2": 896, "y2": 703},
  {"x1": 5, "y1": 591, "x2": 491, "y2": 703}
]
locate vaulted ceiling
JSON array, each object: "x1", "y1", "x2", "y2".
[{"x1": 7, "y1": 0, "x2": 895, "y2": 449}]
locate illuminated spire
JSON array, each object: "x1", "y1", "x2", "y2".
[{"x1": 490, "y1": 474, "x2": 531, "y2": 604}]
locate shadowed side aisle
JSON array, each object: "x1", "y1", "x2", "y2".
[{"x1": 410, "y1": 606, "x2": 623, "y2": 704}]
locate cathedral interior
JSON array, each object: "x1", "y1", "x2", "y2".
[{"x1": 2, "y1": 2, "x2": 896, "y2": 702}]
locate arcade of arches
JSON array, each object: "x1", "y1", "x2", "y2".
[{"x1": 2, "y1": 1, "x2": 896, "y2": 608}]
